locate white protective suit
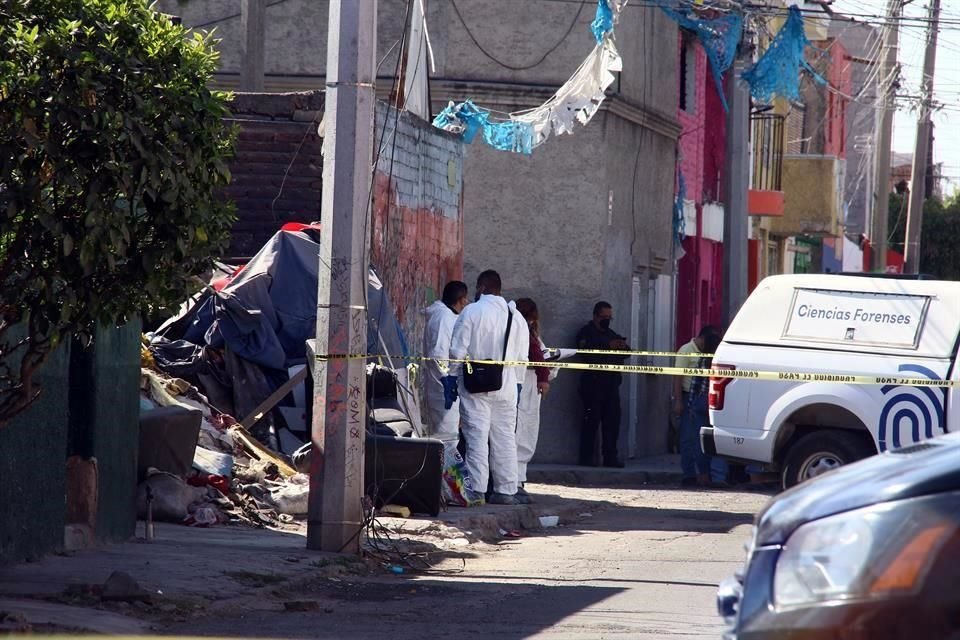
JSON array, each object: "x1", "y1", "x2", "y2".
[
  {"x1": 422, "y1": 300, "x2": 460, "y2": 445},
  {"x1": 449, "y1": 294, "x2": 529, "y2": 496},
  {"x1": 516, "y1": 335, "x2": 556, "y2": 483}
]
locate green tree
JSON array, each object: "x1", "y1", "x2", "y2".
[
  {"x1": 0, "y1": 0, "x2": 236, "y2": 425},
  {"x1": 887, "y1": 193, "x2": 960, "y2": 280}
]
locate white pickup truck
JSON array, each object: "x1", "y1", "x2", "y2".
[{"x1": 701, "y1": 274, "x2": 960, "y2": 489}]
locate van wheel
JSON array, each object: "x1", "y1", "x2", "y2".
[{"x1": 781, "y1": 431, "x2": 875, "y2": 490}]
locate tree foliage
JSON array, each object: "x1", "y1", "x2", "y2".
[
  {"x1": 0, "y1": 0, "x2": 236, "y2": 425},
  {"x1": 888, "y1": 193, "x2": 960, "y2": 280}
]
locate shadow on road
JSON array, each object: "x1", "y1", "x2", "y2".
[{"x1": 163, "y1": 577, "x2": 629, "y2": 639}]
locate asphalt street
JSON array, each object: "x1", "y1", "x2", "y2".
[{"x1": 166, "y1": 486, "x2": 771, "y2": 640}]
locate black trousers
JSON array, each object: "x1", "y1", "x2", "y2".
[{"x1": 579, "y1": 383, "x2": 621, "y2": 465}]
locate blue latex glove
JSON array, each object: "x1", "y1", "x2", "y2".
[{"x1": 442, "y1": 376, "x2": 459, "y2": 410}]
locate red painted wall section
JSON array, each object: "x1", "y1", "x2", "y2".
[
  {"x1": 676, "y1": 236, "x2": 724, "y2": 347},
  {"x1": 370, "y1": 105, "x2": 464, "y2": 354},
  {"x1": 676, "y1": 33, "x2": 727, "y2": 344},
  {"x1": 677, "y1": 34, "x2": 707, "y2": 201},
  {"x1": 371, "y1": 173, "x2": 464, "y2": 332},
  {"x1": 818, "y1": 40, "x2": 851, "y2": 159},
  {"x1": 701, "y1": 65, "x2": 727, "y2": 203}
]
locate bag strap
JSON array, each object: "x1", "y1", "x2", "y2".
[{"x1": 502, "y1": 308, "x2": 514, "y2": 360}]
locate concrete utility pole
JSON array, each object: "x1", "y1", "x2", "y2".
[
  {"x1": 903, "y1": 0, "x2": 941, "y2": 275},
  {"x1": 870, "y1": 0, "x2": 903, "y2": 273},
  {"x1": 307, "y1": 0, "x2": 377, "y2": 553},
  {"x1": 722, "y1": 46, "x2": 751, "y2": 327},
  {"x1": 240, "y1": 0, "x2": 266, "y2": 91}
]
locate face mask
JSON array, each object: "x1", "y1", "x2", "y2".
[
  {"x1": 475, "y1": 291, "x2": 483, "y2": 302},
  {"x1": 598, "y1": 318, "x2": 611, "y2": 330}
]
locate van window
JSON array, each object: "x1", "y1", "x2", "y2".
[{"x1": 783, "y1": 288, "x2": 930, "y2": 349}]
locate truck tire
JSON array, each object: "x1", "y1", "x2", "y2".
[{"x1": 781, "y1": 430, "x2": 876, "y2": 490}]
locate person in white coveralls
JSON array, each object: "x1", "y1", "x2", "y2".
[
  {"x1": 444, "y1": 270, "x2": 529, "y2": 506},
  {"x1": 422, "y1": 281, "x2": 469, "y2": 446}
]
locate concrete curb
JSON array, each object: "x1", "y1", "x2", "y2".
[{"x1": 525, "y1": 467, "x2": 682, "y2": 487}]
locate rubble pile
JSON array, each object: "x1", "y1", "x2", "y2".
[
  {"x1": 134, "y1": 225, "x2": 439, "y2": 533},
  {"x1": 137, "y1": 363, "x2": 311, "y2": 529}
]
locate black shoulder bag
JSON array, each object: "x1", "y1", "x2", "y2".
[{"x1": 463, "y1": 309, "x2": 513, "y2": 394}]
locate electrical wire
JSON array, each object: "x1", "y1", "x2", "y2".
[{"x1": 450, "y1": 0, "x2": 590, "y2": 71}]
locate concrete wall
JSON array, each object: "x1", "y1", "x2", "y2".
[
  {"x1": 1, "y1": 322, "x2": 140, "y2": 564},
  {"x1": 68, "y1": 322, "x2": 142, "y2": 545},
  {"x1": 459, "y1": 106, "x2": 677, "y2": 463},
  {"x1": 0, "y1": 335, "x2": 70, "y2": 564},
  {"x1": 371, "y1": 103, "x2": 465, "y2": 357},
  {"x1": 156, "y1": 0, "x2": 678, "y2": 118}
]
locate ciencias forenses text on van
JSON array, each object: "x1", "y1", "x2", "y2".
[{"x1": 701, "y1": 274, "x2": 958, "y2": 489}]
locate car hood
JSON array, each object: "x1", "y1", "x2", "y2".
[{"x1": 756, "y1": 432, "x2": 960, "y2": 545}]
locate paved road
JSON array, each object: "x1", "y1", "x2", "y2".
[{"x1": 168, "y1": 487, "x2": 770, "y2": 640}]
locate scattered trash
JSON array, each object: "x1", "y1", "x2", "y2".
[
  {"x1": 381, "y1": 504, "x2": 412, "y2": 518},
  {"x1": 389, "y1": 565, "x2": 405, "y2": 575},
  {"x1": 446, "y1": 537, "x2": 470, "y2": 548},
  {"x1": 538, "y1": 515, "x2": 560, "y2": 528},
  {"x1": 441, "y1": 446, "x2": 472, "y2": 507},
  {"x1": 193, "y1": 447, "x2": 234, "y2": 478},
  {"x1": 267, "y1": 474, "x2": 310, "y2": 516},
  {"x1": 185, "y1": 505, "x2": 220, "y2": 527},
  {"x1": 579, "y1": 513, "x2": 593, "y2": 518},
  {"x1": 136, "y1": 470, "x2": 208, "y2": 522}
]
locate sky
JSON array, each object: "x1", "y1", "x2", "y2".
[{"x1": 831, "y1": 0, "x2": 960, "y2": 198}]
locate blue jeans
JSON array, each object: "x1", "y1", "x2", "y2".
[{"x1": 680, "y1": 393, "x2": 728, "y2": 483}]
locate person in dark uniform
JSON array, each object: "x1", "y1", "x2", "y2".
[{"x1": 576, "y1": 301, "x2": 630, "y2": 468}]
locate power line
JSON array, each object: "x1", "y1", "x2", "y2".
[{"x1": 450, "y1": 0, "x2": 589, "y2": 72}]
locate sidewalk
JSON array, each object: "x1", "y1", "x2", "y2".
[
  {"x1": 527, "y1": 454, "x2": 682, "y2": 487},
  {"x1": 0, "y1": 483, "x2": 613, "y2": 634}
]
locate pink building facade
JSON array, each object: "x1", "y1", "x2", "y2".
[{"x1": 675, "y1": 32, "x2": 727, "y2": 346}]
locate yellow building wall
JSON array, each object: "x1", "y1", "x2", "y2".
[{"x1": 769, "y1": 155, "x2": 844, "y2": 236}]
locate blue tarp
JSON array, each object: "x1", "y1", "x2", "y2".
[{"x1": 171, "y1": 228, "x2": 407, "y2": 372}]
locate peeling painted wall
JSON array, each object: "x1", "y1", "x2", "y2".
[{"x1": 371, "y1": 105, "x2": 464, "y2": 355}]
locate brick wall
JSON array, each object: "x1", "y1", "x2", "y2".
[
  {"x1": 222, "y1": 92, "x2": 324, "y2": 257},
  {"x1": 677, "y1": 34, "x2": 707, "y2": 204},
  {"x1": 371, "y1": 104, "x2": 464, "y2": 355}
]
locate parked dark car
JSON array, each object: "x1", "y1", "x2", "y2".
[{"x1": 718, "y1": 432, "x2": 960, "y2": 639}]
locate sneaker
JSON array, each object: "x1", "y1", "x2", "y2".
[
  {"x1": 488, "y1": 492, "x2": 521, "y2": 506},
  {"x1": 464, "y1": 490, "x2": 486, "y2": 506}
]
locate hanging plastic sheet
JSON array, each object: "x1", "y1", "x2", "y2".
[
  {"x1": 513, "y1": 37, "x2": 623, "y2": 147},
  {"x1": 433, "y1": 100, "x2": 490, "y2": 143},
  {"x1": 591, "y1": 0, "x2": 615, "y2": 43},
  {"x1": 432, "y1": 0, "x2": 626, "y2": 155},
  {"x1": 483, "y1": 120, "x2": 535, "y2": 154},
  {"x1": 656, "y1": 2, "x2": 742, "y2": 111},
  {"x1": 742, "y1": 5, "x2": 826, "y2": 104}
]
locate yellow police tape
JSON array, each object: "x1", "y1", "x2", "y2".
[
  {"x1": 557, "y1": 348, "x2": 713, "y2": 358},
  {"x1": 315, "y1": 354, "x2": 959, "y2": 388}
]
